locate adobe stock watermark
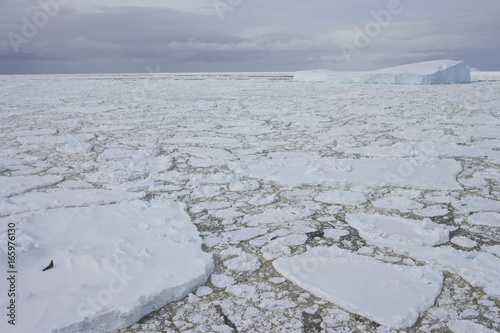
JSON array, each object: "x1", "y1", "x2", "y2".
[
  {"x1": 212, "y1": 0, "x2": 244, "y2": 21},
  {"x1": 7, "y1": 0, "x2": 71, "y2": 54},
  {"x1": 76, "y1": 266, "x2": 134, "y2": 317},
  {"x1": 340, "y1": 0, "x2": 413, "y2": 63}
]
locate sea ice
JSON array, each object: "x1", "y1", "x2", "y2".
[
  {"x1": 273, "y1": 246, "x2": 443, "y2": 329},
  {"x1": 467, "y1": 212, "x2": 500, "y2": 227},
  {"x1": 447, "y1": 320, "x2": 496, "y2": 333},
  {"x1": 372, "y1": 196, "x2": 424, "y2": 211},
  {"x1": 345, "y1": 214, "x2": 450, "y2": 247},
  {"x1": 314, "y1": 190, "x2": 367, "y2": 205},
  {"x1": 0, "y1": 189, "x2": 144, "y2": 215},
  {"x1": 230, "y1": 155, "x2": 462, "y2": 190},
  {"x1": 0, "y1": 175, "x2": 64, "y2": 197},
  {"x1": 453, "y1": 196, "x2": 500, "y2": 212},
  {"x1": 0, "y1": 199, "x2": 213, "y2": 333},
  {"x1": 294, "y1": 60, "x2": 471, "y2": 84},
  {"x1": 451, "y1": 236, "x2": 477, "y2": 249},
  {"x1": 224, "y1": 251, "x2": 261, "y2": 271},
  {"x1": 405, "y1": 246, "x2": 500, "y2": 298}
]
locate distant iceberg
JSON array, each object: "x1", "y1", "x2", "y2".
[{"x1": 294, "y1": 60, "x2": 471, "y2": 84}]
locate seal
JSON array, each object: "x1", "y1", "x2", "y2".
[{"x1": 42, "y1": 260, "x2": 54, "y2": 272}]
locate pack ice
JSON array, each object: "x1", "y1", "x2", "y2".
[
  {"x1": 294, "y1": 59, "x2": 471, "y2": 84},
  {"x1": 0, "y1": 199, "x2": 213, "y2": 333}
]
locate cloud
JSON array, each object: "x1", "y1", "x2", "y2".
[{"x1": 0, "y1": 0, "x2": 499, "y2": 73}]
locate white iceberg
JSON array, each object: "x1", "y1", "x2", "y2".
[
  {"x1": 273, "y1": 246, "x2": 443, "y2": 329},
  {"x1": 0, "y1": 199, "x2": 213, "y2": 333},
  {"x1": 294, "y1": 60, "x2": 471, "y2": 84}
]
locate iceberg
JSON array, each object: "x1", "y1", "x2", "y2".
[{"x1": 294, "y1": 60, "x2": 471, "y2": 84}]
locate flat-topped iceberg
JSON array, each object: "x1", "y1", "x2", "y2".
[{"x1": 294, "y1": 60, "x2": 471, "y2": 84}]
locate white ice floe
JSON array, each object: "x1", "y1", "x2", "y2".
[
  {"x1": 273, "y1": 246, "x2": 443, "y2": 329},
  {"x1": 294, "y1": 60, "x2": 471, "y2": 84},
  {"x1": 0, "y1": 199, "x2": 213, "y2": 333},
  {"x1": 229, "y1": 180, "x2": 260, "y2": 192},
  {"x1": 0, "y1": 175, "x2": 64, "y2": 197},
  {"x1": 0, "y1": 189, "x2": 144, "y2": 215},
  {"x1": 210, "y1": 274, "x2": 236, "y2": 289},
  {"x1": 86, "y1": 155, "x2": 174, "y2": 185},
  {"x1": 453, "y1": 196, "x2": 500, "y2": 212},
  {"x1": 248, "y1": 193, "x2": 277, "y2": 206},
  {"x1": 451, "y1": 236, "x2": 478, "y2": 249},
  {"x1": 467, "y1": 212, "x2": 500, "y2": 227},
  {"x1": 324, "y1": 228, "x2": 350, "y2": 240},
  {"x1": 405, "y1": 246, "x2": 500, "y2": 298},
  {"x1": 230, "y1": 155, "x2": 462, "y2": 190},
  {"x1": 243, "y1": 206, "x2": 313, "y2": 227},
  {"x1": 372, "y1": 196, "x2": 424, "y2": 211},
  {"x1": 415, "y1": 206, "x2": 449, "y2": 217},
  {"x1": 227, "y1": 227, "x2": 268, "y2": 242},
  {"x1": 221, "y1": 247, "x2": 260, "y2": 271},
  {"x1": 346, "y1": 213, "x2": 450, "y2": 247},
  {"x1": 314, "y1": 190, "x2": 367, "y2": 205},
  {"x1": 195, "y1": 286, "x2": 213, "y2": 297},
  {"x1": 17, "y1": 134, "x2": 96, "y2": 148},
  {"x1": 447, "y1": 320, "x2": 496, "y2": 333},
  {"x1": 482, "y1": 245, "x2": 500, "y2": 258}
]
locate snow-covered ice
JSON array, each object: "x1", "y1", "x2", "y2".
[
  {"x1": 0, "y1": 199, "x2": 213, "y2": 333},
  {"x1": 345, "y1": 213, "x2": 450, "y2": 247},
  {"x1": 447, "y1": 319, "x2": 496, "y2": 333},
  {"x1": 468, "y1": 212, "x2": 500, "y2": 227},
  {"x1": 404, "y1": 246, "x2": 500, "y2": 298},
  {"x1": 294, "y1": 60, "x2": 471, "y2": 84},
  {"x1": 230, "y1": 155, "x2": 462, "y2": 190},
  {"x1": 314, "y1": 190, "x2": 367, "y2": 205},
  {"x1": 273, "y1": 246, "x2": 443, "y2": 329},
  {"x1": 451, "y1": 236, "x2": 478, "y2": 249}
]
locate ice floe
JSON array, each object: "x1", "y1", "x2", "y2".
[
  {"x1": 345, "y1": 213, "x2": 450, "y2": 247},
  {"x1": 230, "y1": 155, "x2": 462, "y2": 190},
  {"x1": 273, "y1": 246, "x2": 443, "y2": 329},
  {"x1": 0, "y1": 199, "x2": 213, "y2": 333},
  {"x1": 314, "y1": 190, "x2": 367, "y2": 205},
  {"x1": 404, "y1": 246, "x2": 500, "y2": 299},
  {"x1": 468, "y1": 212, "x2": 500, "y2": 227},
  {"x1": 0, "y1": 175, "x2": 64, "y2": 198}
]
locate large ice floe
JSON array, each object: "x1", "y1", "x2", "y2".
[
  {"x1": 294, "y1": 59, "x2": 471, "y2": 84},
  {"x1": 273, "y1": 246, "x2": 443, "y2": 329},
  {"x1": 229, "y1": 153, "x2": 462, "y2": 190},
  {"x1": 0, "y1": 199, "x2": 213, "y2": 333}
]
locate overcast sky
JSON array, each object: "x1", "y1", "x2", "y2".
[{"x1": 1, "y1": 0, "x2": 499, "y2": 74}]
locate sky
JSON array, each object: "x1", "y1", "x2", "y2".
[{"x1": 1, "y1": 0, "x2": 499, "y2": 74}]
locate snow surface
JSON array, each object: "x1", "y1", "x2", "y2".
[
  {"x1": 294, "y1": 60, "x2": 471, "y2": 84},
  {"x1": 273, "y1": 246, "x2": 443, "y2": 329}
]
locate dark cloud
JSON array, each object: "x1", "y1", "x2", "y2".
[{"x1": 1, "y1": 0, "x2": 499, "y2": 74}]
